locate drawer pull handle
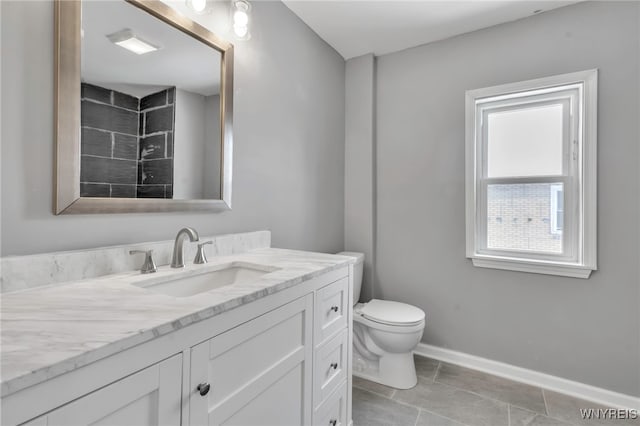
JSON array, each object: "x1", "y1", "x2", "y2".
[
  {"x1": 197, "y1": 383, "x2": 211, "y2": 396},
  {"x1": 330, "y1": 362, "x2": 338, "y2": 370},
  {"x1": 330, "y1": 306, "x2": 339, "y2": 312},
  {"x1": 329, "y1": 420, "x2": 337, "y2": 426}
]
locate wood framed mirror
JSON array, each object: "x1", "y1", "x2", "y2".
[{"x1": 54, "y1": 0, "x2": 233, "y2": 214}]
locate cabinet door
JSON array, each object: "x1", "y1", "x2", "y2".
[
  {"x1": 22, "y1": 354, "x2": 182, "y2": 426},
  {"x1": 190, "y1": 294, "x2": 313, "y2": 426}
]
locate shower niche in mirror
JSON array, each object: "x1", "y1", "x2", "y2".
[{"x1": 54, "y1": 0, "x2": 233, "y2": 214}]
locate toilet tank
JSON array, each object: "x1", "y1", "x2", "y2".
[{"x1": 337, "y1": 252, "x2": 364, "y2": 305}]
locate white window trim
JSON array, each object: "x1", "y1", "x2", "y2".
[
  {"x1": 477, "y1": 92, "x2": 577, "y2": 263},
  {"x1": 550, "y1": 184, "x2": 563, "y2": 235},
  {"x1": 465, "y1": 70, "x2": 598, "y2": 279}
]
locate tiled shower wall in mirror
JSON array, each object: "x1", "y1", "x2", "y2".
[{"x1": 79, "y1": 83, "x2": 175, "y2": 198}]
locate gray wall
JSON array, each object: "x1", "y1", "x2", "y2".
[
  {"x1": 345, "y1": 54, "x2": 375, "y2": 303},
  {"x1": 1, "y1": 0, "x2": 345, "y2": 256},
  {"x1": 204, "y1": 94, "x2": 221, "y2": 200},
  {"x1": 375, "y1": 2, "x2": 639, "y2": 396},
  {"x1": 173, "y1": 89, "x2": 206, "y2": 199}
]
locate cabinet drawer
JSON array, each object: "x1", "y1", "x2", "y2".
[
  {"x1": 313, "y1": 381, "x2": 347, "y2": 426},
  {"x1": 314, "y1": 329, "x2": 348, "y2": 409},
  {"x1": 314, "y1": 277, "x2": 348, "y2": 346}
]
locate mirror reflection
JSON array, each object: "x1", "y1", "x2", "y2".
[{"x1": 80, "y1": 0, "x2": 222, "y2": 200}]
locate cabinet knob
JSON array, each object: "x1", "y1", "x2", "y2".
[
  {"x1": 329, "y1": 420, "x2": 337, "y2": 426},
  {"x1": 330, "y1": 362, "x2": 338, "y2": 370},
  {"x1": 330, "y1": 306, "x2": 339, "y2": 312},
  {"x1": 197, "y1": 382, "x2": 211, "y2": 396}
]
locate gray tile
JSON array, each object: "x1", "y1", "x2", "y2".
[
  {"x1": 140, "y1": 159, "x2": 173, "y2": 184},
  {"x1": 544, "y1": 390, "x2": 640, "y2": 426},
  {"x1": 509, "y1": 406, "x2": 538, "y2": 426},
  {"x1": 435, "y1": 363, "x2": 546, "y2": 414},
  {"x1": 113, "y1": 134, "x2": 138, "y2": 160},
  {"x1": 82, "y1": 100, "x2": 138, "y2": 135},
  {"x1": 353, "y1": 387, "x2": 419, "y2": 426},
  {"x1": 110, "y1": 184, "x2": 136, "y2": 198},
  {"x1": 140, "y1": 134, "x2": 166, "y2": 160},
  {"x1": 137, "y1": 185, "x2": 166, "y2": 198},
  {"x1": 139, "y1": 112, "x2": 145, "y2": 137},
  {"x1": 144, "y1": 105, "x2": 174, "y2": 134},
  {"x1": 80, "y1": 182, "x2": 109, "y2": 197},
  {"x1": 166, "y1": 131, "x2": 174, "y2": 157},
  {"x1": 393, "y1": 377, "x2": 509, "y2": 426},
  {"x1": 510, "y1": 406, "x2": 572, "y2": 426},
  {"x1": 113, "y1": 90, "x2": 138, "y2": 111},
  {"x1": 80, "y1": 156, "x2": 137, "y2": 185},
  {"x1": 416, "y1": 409, "x2": 466, "y2": 426},
  {"x1": 81, "y1": 128, "x2": 111, "y2": 157},
  {"x1": 82, "y1": 83, "x2": 111, "y2": 103},
  {"x1": 353, "y1": 376, "x2": 396, "y2": 398},
  {"x1": 141, "y1": 89, "x2": 168, "y2": 110},
  {"x1": 415, "y1": 355, "x2": 440, "y2": 380}
]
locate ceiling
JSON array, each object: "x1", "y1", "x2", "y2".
[
  {"x1": 281, "y1": 0, "x2": 581, "y2": 59},
  {"x1": 82, "y1": 0, "x2": 221, "y2": 97}
]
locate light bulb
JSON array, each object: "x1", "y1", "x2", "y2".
[
  {"x1": 233, "y1": 10, "x2": 248, "y2": 26},
  {"x1": 187, "y1": 0, "x2": 207, "y2": 13},
  {"x1": 233, "y1": 24, "x2": 248, "y2": 38},
  {"x1": 232, "y1": 0, "x2": 251, "y2": 39},
  {"x1": 234, "y1": 0, "x2": 249, "y2": 13}
]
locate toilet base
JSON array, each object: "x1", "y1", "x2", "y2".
[{"x1": 353, "y1": 350, "x2": 418, "y2": 389}]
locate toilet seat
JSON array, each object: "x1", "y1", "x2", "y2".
[
  {"x1": 354, "y1": 313, "x2": 425, "y2": 334},
  {"x1": 357, "y1": 299, "x2": 425, "y2": 327}
]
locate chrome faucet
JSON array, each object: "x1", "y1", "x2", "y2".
[
  {"x1": 171, "y1": 227, "x2": 199, "y2": 268},
  {"x1": 194, "y1": 241, "x2": 213, "y2": 264},
  {"x1": 129, "y1": 249, "x2": 157, "y2": 274}
]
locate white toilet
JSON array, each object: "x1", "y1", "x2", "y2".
[{"x1": 338, "y1": 252, "x2": 425, "y2": 389}]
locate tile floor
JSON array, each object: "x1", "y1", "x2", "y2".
[{"x1": 352, "y1": 355, "x2": 639, "y2": 426}]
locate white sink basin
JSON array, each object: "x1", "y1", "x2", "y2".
[{"x1": 133, "y1": 262, "x2": 279, "y2": 297}]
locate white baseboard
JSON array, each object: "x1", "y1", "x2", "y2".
[{"x1": 414, "y1": 343, "x2": 640, "y2": 410}]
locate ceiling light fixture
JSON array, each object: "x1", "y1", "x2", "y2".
[
  {"x1": 106, "y1": 29, "x2": 159, "y2": 55},
  {"x1": 232, "y1": 0, "x2": 251, "y2": 40}
]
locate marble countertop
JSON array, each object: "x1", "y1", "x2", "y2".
[{"x1": 0, "y1": 248, "x2": 354, "y2": 397}]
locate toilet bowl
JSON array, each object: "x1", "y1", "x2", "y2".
[{"x1": 337, "y1": 252, "x2": 425, "y2": 389}]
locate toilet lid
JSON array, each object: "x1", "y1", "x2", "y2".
[{"x1": 360, "y1": 299, "x2": 425, "y2": 326}]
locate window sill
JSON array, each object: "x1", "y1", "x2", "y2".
[{"x1": 470, "y1": 256, "x2": 594, "y2": 279}]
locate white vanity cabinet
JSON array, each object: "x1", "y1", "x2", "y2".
[
  {"x1": 189, "y1": 294, "x2": 314, "y2": 425},
  {"x1": 21, "y1": 355, "x2": 183, "y2": 426},
  {"x1": 4, "y1": 266, "x2": 353, "y2": 426}
]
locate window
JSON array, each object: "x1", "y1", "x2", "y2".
[{"x1": 465, "y1": 70, "x2": 597, "y2": 278}]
